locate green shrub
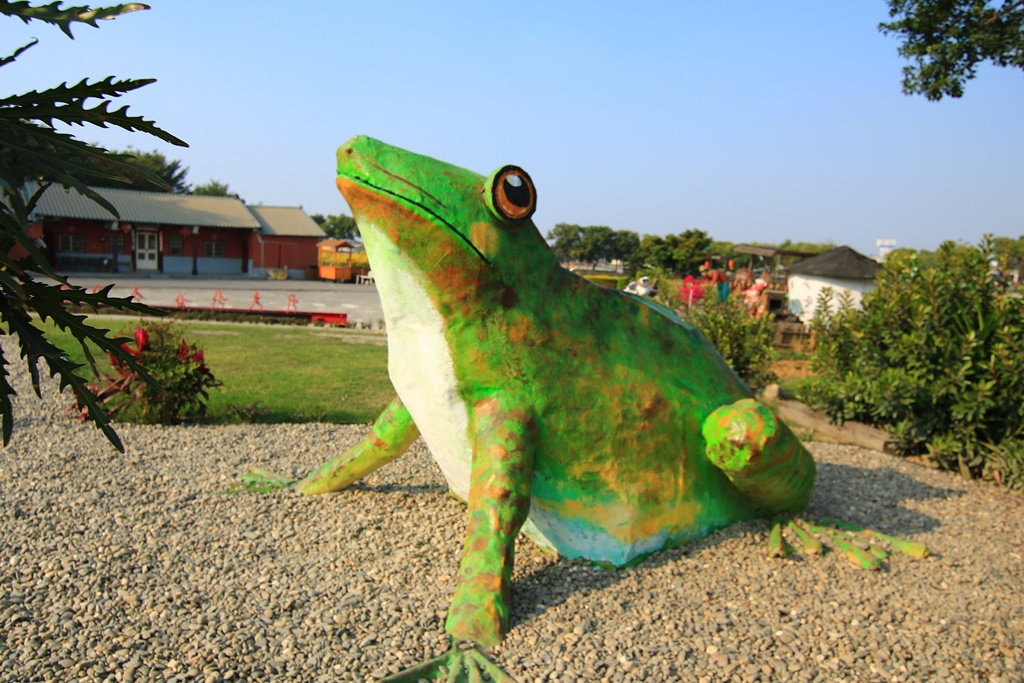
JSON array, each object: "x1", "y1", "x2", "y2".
[
  {"x1": 802, "y1": 238, "x2": 1024, "y2": 486},
  {"x1": 682, "y1": 293, "x2": 777, "y2": 391},
  {"x1": 985, "y1": 440, "x2": 1024, "y2": 491},
  {"x1": 82, "y1": 321, "x2": 222, "y2": 425}
]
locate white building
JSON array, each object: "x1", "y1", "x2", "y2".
[{"x1": 786, "y1": 246, "x2": 880, "y2": 324}]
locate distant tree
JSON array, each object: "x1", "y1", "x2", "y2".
[
  {"x1": 577, "y1": 225, "x2": 615, "y2": 267},
  {"x1": 709, "y1": 240, "x2": 741, "y2": 267},
  {"x1": 192, "y1": 179, "x2": 238, "y2": 198},
  {"x1": 547, "y1": 223, "x2": 583, "y2": 262},
  {"x1": 638, "y1": 234, "x2": 670, "y2": 272},
  {"x1": 611, "y1": 230, "x2": 642, "y2": 274},
  {"x1": 886, "y1": 238, "x2": 1022, "y2": 272},
  {"x1": 311, "y1": 213, "x2": 359, "y2": 239},
  {"x1": 880, "y1": 0, "x2": 1024, "y2": 100},
  {"x1": 79, "y1": 147, "x2": 190, "y2": 193},
  {"x1": 992, "y1": 235, "x2": 1024, "y2": 270},
  {"x1": 885, "y1": 247, "x2": 940, "y2": 268},
  {"x1": 639, "y1": 229, "x2": 712, "y2": 276},
  {"x1": 673, "y1": 229, "x2": 713, "y2": 273},
  {"x1": 772, "y1": 239, "x2": 836, "y2": 254},
  {"x1": 549, "y1": 224, "x2": 641, "y2": 272}
]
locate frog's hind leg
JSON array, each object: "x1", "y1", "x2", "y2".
[
  {"x1": 297, "y1": 395, "x2": 420, "y2": 495},
  {"x1": 701, "y1": 398, "x2": 815, "y2": 513},
  {"x1": 703, "y1": 401, "x2": 931, "y2": 569}
]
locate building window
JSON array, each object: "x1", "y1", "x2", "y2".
[
  {"x1": 168, "y1": 235, "x2": 183, "y2": 256},
  {"x1": 59, "y1": 234, "x2": 85, "y2": 253},
  {"x1": 111, "y1": 233, "x2": 124, "y2": 254},
  {"x1": 204, "y1": 241, "x2": 225, "y2": 258}
]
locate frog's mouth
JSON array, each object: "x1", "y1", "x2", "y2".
[{"x1": 336, "y1": 172, "x2": 491, "y2": 266}]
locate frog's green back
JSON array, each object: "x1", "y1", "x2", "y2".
[{"x1": 493, "y1": 274, "x2": 763, "y2": 564}]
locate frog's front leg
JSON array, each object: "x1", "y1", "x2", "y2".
[
  {"x1": 297, "y1": 396, "x2": 420, "y2": 495},
  {"x1": 445, "y1": 396, "x2": 536, "y2": 648},
  {"x1": 701, "y1": 398, "x2": 816, "y2": 513}
]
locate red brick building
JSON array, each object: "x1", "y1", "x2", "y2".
[{"x1": 30, "y1": 185, "x2": 325, "y2": 278}]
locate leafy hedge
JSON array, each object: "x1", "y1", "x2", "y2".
[
  {"x1": 802, "y1": 238, "x2": 1024, "y2": 488},
  {"x1": 580, "y1": 273, "x2": 631, "y2": 289}
]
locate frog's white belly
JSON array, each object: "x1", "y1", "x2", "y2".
[
  {"x1": 360, "y1": 221, "x2": 559, "y2": 555},
  {"x1": 361, "y1": 229, "x2": 473, "y2": 500}
]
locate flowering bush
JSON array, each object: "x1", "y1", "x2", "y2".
[{"x1": 82, "y1": 321, "x2": 222, "y2": 425}]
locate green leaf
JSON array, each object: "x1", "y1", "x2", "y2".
[
  {"x1": 0, "y1": 80, "x2": 186, "y2": 147},
  {"x1": 0, "y1": 38, "x2": 38, "y2": 68},
  {"x1": 0, "y1": 298, "x2": 124, "y2": 450},
  {"x1": 1, "y1": 1, "x2": 150, "y2": 38}
]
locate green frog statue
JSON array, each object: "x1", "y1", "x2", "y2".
[{"x1": 276, "y1": 136, "x2": 914, "y2": 682}]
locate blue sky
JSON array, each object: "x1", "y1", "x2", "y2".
[{"x1": 4, "y1": 1, "x2": 1022, "y2": 257}]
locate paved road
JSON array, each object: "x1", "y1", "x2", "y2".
[{"x1": 64, "y1": 274, "x2": 385, "y2": 323}]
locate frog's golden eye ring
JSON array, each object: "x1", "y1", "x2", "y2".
[{"x1": 487, "y1": 165, "x2": 536, "y2": 221}]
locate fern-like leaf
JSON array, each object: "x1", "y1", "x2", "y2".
[
  {"x1": 25, "y1": 278, "x2": 165, "y2": 384},
  {"x1": 0, "y1": 39, "x2": 38, "y2": 69},
  {"x1": 1, "y1": 120, "x2": 178, "y2": 195},
  {"x1": 0, "y1": 1, "x2": 149, "y2": 38},
  {"x1": 0, "y1": 199, "x2": 63, "y2": 281},
  {"x1": 0, "y1": 78, "x2": 186, "y2": 147},
  {"x1": 0, "y1": 349, "x2": 16, "y2": 445},
  {"x1": 0, "y1": 75, "x2": 149, "y2": 107}
]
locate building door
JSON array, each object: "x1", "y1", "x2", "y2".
[{"x1": 135, "y1": 231, "x2": 159, "y2": 272}]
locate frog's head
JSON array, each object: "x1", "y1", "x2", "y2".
[{"x1": 336, "y1": 136, "x2": 557, "y2": 303}]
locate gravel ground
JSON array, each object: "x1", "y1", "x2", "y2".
[{"x1": 1, "y1": 344, "x2": 1022, "y2": 683}]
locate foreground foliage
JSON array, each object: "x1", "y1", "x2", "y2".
[
  {"x1": 803, "y1": 238, "x2": 1024, "y2": 488},
  {"x1": 880, "y1": 0, "x2": 1024, "y2": 100},
  {"x1": 0, "y1": 2, "x2": 184, "y2": 450}
]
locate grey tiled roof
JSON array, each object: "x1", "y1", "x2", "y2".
[
  {"x1": 32, "y1": 185, "x2": 261, "y2": 229},
  {"x1": 246, "y1": 206, "x2": 326, "y2": 238},
  {"x1": 787, "y1": 246, "x2": 880, "y2": 280}
]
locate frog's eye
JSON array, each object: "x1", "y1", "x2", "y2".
[{"x1": 486, "y1": 165, "x2": 536, "y2": 221}]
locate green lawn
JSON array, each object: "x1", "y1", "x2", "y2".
[{"x1": 35, "y1": 317, "x2": 393, "y2": 424}]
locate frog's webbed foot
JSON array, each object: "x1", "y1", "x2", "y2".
[
  {"x1": 382, "y1": 641, "x2": 517, "y2": 683},
  {"x1": 224, "y1": 468, "x2": 296, "y2": 494},
  {"x1": 225, "y1": 397, "x2": 420, "y2": 496},
  {"x1": 702, "y1": 398, "x2": 816, "y2": 513},
  {"x1": 767, "y1": 516, "x2": 929, "y2": 570}
]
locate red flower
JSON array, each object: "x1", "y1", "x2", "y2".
[
  {"x1": 180, "y1": 339, "x2": 189, "y2": 361},
  {"x1": 191, "y1": 349, "x2": 205, "y2": 365},
  {"x1": 120, "y1": 342, "x2": 140, "y2": 357},
  {"x1": 134, "y1": 327, "x2": 149, "y2": 350}
]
